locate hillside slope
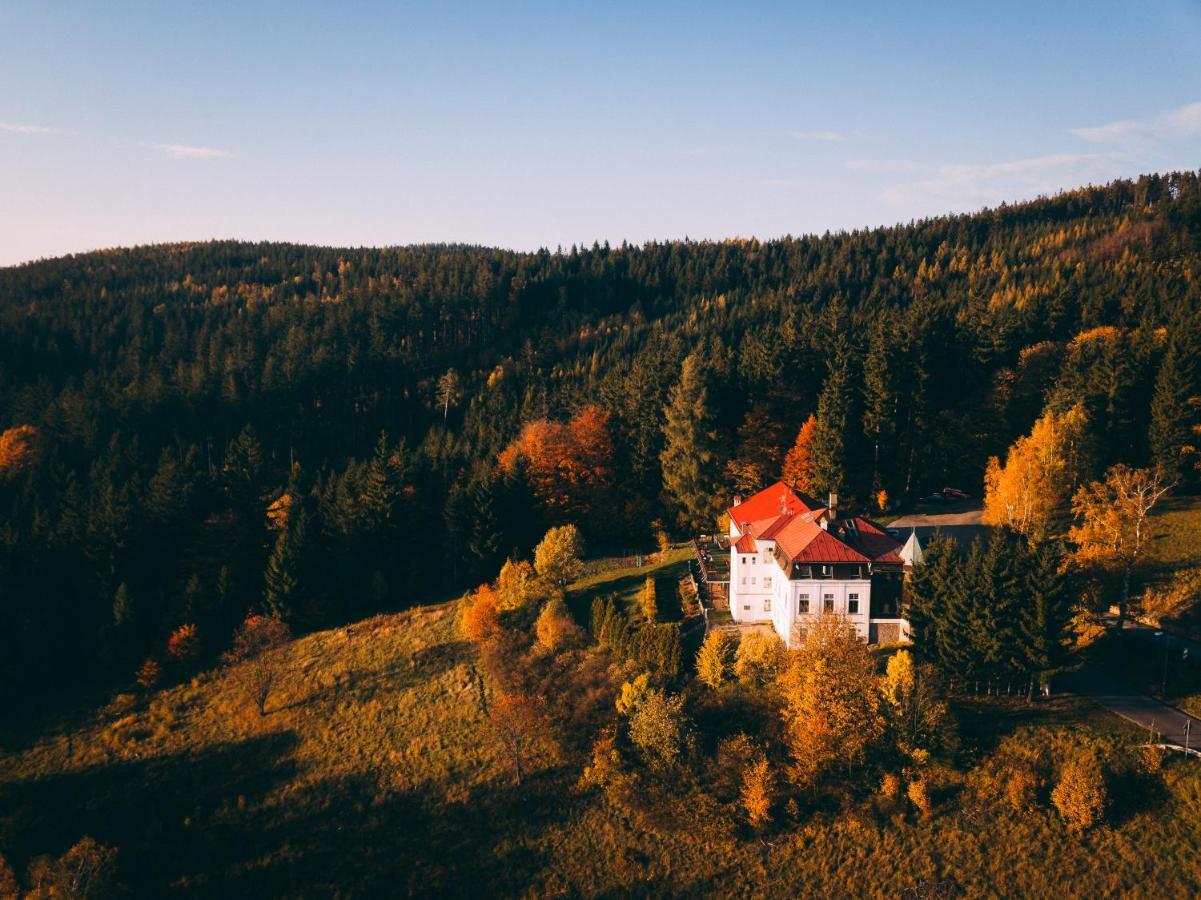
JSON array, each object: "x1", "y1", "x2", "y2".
[{"x1": 3, "y1": 593, "x2": 1201, "y2": 898}]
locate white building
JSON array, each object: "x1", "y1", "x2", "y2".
[{"x1": 727, "y1": 482, "x2": 909, "y2": 646}]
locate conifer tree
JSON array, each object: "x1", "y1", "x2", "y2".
[
  {"x1": 809, "y1": 342, "x2": 854, "y2": 497},
  {"x1": 905, "y1": 535, "x2": 959, "y2": 667},
  {"x1": 862, "y1": 317, "x2": 897, "y2": 494},
  {"x1": 1149, "y1": 343, "x2": 1198, "y2": 482},
  {"x1": 1016, "y1": 540, "x2": 1073, "y2": 692},
  {"x1": 660, "y1": 354, "x2": 722, "y2": 529},
  {"x1": 264, "y1": 507, "x2": 307, "y2": 622}
]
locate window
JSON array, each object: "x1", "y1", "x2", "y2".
[
  {"x1": 848, "y1": 594, "x2": 860, "y2": 614},
  {"x1": 751, "y1": 557, "x2": 757, "y2": 564},
  {"x1": 823, "y1": 594, "x2": 834, "y2": 613},
  {"x1": 763, "y1": 576, "x2": 772, "y2": 588},
  {"x1": 741, "y1": 577, "x2": 747, "y2": 585},
  {"x1": 750, "y1": 576, "x2": 756, "y2": 585},
  {"x1": 820, "y1": 564, "x2": 831, "y2": 577},
  {"x1": 798, "y1": 595, "x2": 810, "y2": 614},
  {"x1": 743, "y1": 604, "x2": 750, "y2": 611},
  {"x1": 741, "y1": 556, "x2": 747, "y2": 565},
  {"x1": 764, "y1": 598, "x2": 771, "y2": 611}
]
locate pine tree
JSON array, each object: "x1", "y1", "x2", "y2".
[
  {"x1": 1015, "y1": 540, "x2": 1073, "y2": 692},
  {"x1": 862, "y1": 317, "x2": 897, "y2": 494},
  {"x1": 660, "y1": 354, "x2": 722, "y2": 528},
  {"x1": 264, "y1": 507, "x2": 307, "y2": 622},
  {"x1": 1149, "y1": 344, "x2": 1198, "y2": 482},
  {"x1": 904, "y1": 535, "x2": 959, "y2": 667},
  {"x1": 809, "y1": 342, "x2": 854, "y2": 497}
]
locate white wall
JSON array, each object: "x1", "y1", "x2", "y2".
[{"x1": 729, "y1": 540, "x2": 776, "y2": 623}]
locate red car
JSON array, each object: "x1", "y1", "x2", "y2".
[{"x1": 941, "y1": 487, "x2": 972, "y2": 499}]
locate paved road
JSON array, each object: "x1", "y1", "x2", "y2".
[
  {"x1": 888, "y1": 506, "x2": 990, "y2": 548},
  {"x1": 1062, "y1": 666, "x2": 1201, "y2": 750}
]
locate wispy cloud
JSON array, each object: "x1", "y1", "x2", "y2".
[
  {"x1": 0, "y1": 121, "x2": 53, "y2": 135},
  {"x1": 144, "y1": 142, "x2": 235, "y2": 160},
  {"x1": 1071, "y1": 100, "x2": 1201, "y2": 145},
  {"x1": 790, "y1": 129, "x2": 846, "y2": 143},
  {"x1": 880, "y1": 152, "x2": 1131, "y2": 207}
]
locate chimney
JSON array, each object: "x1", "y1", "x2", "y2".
[
  {"x1": 733, "y1": 494, "x2": 742, "y2": 507},
  {"x1": 827, "y1": 491, "x2": 838, "y2": 521}
]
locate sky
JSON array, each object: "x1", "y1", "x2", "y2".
[{"x1": 1, "y1": 1, "x2": 1200, "y2": 266}]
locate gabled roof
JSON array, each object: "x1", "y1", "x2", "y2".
[
  {"x1": 833, "y1": 516, "x2": 904, "y2": 564},
  {"x1": 729, "y1": 482, "x2": 818, "y2": 535},
  {"x1": 769, "y1": 514, "x2": 871, "y2": 564},
  {"x1": 734, "y1": 531, "x2": 758, "y2": 553}
]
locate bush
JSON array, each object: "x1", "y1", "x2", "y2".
[
  {"x1": 1005, "y1": 763, "x2": 1040, "y2": 814},
  {"x1": 696, "y1": 631, "x2": 736, "y2": 690},
  {"x1": 908, "y1": 778, "x2": 933, "y2": 818},
  {"x1": 741, "y1": 754, "x2": 774, "y2": 828},
  {"x1": 135, "y1": 657, "x2": 162, "y2": 691},
  {"x1": 628, "y1": 688, "x2": 687, "y2": 769},
  {"x1": 1052, "y1": 752, "x2": 1107, "y2": 832},
  {"x1": 534, "y1": 596, "x2": 582, "y2": 653},
  {"x1": 459, "y1": 585, "x2": 500, "y2": 644},
  {"x1": 166, "y1": 623, "x2": 201, "y2": 664}
]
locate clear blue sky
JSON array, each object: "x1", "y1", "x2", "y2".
[{"x1": 2, "y1": 1, "x2": 1200, "y2": 265}]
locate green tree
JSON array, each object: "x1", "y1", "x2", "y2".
[
  {"x1": 660, "y1": 354, "x2": 722, "y2": 528},
  {"x1": 809, "y1": 341, "x2": 855, "y2": 497},
  {"x1": 1149, "y1": 342, "x2": 1199, "y2": 482},
  {"x1": 264, "y1": 507, "x2": 307, "y2": 622}
]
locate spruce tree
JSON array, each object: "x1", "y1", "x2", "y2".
[
  {"x1": 660, "y1": 354, "x2": 721, "y2": 528},
  {"x1": 809, "y1": 341, "x2": 854, "y2": 497},
  {"x1": 862, "y1": 317, "x2": 897, "y2": 494},
  {"x1": 1015, "y1": 540, "x2": 1073, "y2": 692},
  {"x1": 264, "y1": 508, "x2": 307, "y2": 622},
  {"x1": 1149, "y1": 344, "x2": 1197, "y2": 482}
]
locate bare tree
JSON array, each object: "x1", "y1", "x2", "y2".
[{"x1": 223, "y1": 613, "x2": 291, "y2": 716}]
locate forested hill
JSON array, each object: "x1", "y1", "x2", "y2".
[{"x1": 2, "y1": 170, "x2": 1201, "y2": 707}]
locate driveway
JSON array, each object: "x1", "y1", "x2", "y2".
[
  {"x1": 1061, "y1": 666, "x2": 1201, "y2": 750},
  {"x1": 888, "y1": 507, "x2": 991, "y2": 548}
]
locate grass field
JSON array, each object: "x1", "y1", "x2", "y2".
[{"x1": 3, "y1": 554, "x2": 1201, "y2": 897}]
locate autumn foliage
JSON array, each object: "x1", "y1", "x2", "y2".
[
  {"x1": 782, "y1": 414, "x2": 817, "y2": 493},
  {"x1": 0, "y1": 424, "x2": 39, "y2": 480},
  {"x1": 222, "y1": 613, "x2": 291, "y2": 716},
  {"x1": 166, "y1": 624, "x2": 201, "y2": 664},
  {"x1": 460, "y1": 584, "x2": 500, "y2": 644},
  {"x1": 983, "y1": 404, "x2": 1090, "y2": 541},
  {"x1": 498, "y1": 405, "x2": 613, "y2": 521}
]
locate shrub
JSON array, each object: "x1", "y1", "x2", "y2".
[
  {"x1": 166, "y1": 624, "x2": 201, "y2": 664},
  {"x1": 616, "y1": 673, "x2": 652, "y2": 717},
  {"x1": 24, "y1": 836, "x2": 118, "y2": 899},
  {"x1": 696, "y1": 631, "x2": 736, "y2": 690},
  {"x1": 460, "y1": 585, "x2": 500, "y2": 644},
  {"x1": 628, "y1": 688, "x2": 687, "y2": 769},
  {"x1": 907, "y1": 778, "x2": 933, "y2": 818},
  {"x1": 534, "y1": 595, "x2": 581, "y2": 653},
  {"x1": 880, "y1": 772, "x2": 902, "y2": 803},
  {"x1": 741, "y1": 755, "x2": 774, "y2": 828},
  {"x1": 1052, "y1": 752, "x2": 1107, "y2": 832},
  {"x1": 135, "y1": 657, "x2": 162, "y2": 691},
  {"x1": 1005, "y1": 763, "x2": 1040, "y2": 814}
]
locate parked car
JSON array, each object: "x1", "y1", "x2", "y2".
[
  {"x1": 917, "y1": 493, "x2": 947, "y2": 504},
  {"x1": 942, "y1": 487, "x2": 972, "y2": 499}
]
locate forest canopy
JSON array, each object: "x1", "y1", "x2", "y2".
[{"x1": 2, "y1": 170, "x2": 1200, "y2": 706}]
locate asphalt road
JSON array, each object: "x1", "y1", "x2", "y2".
[
  {"x1": 888, "y1": 506, "x2": 991, "y2": 548},
  {"x1": 1061, "y1": 665, "x2": 1201, "y2": 750}
]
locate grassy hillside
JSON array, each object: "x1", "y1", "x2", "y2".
[{"x1": 3, "y1": 567, "x2": 1201, "y2": 897}]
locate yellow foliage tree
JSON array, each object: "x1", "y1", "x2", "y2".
[
  {"x1": 740, "y1": 754, "x2": 774, "y2": 828},
  {"x1": 533, "y1": 524, "x2": 585, "y2": 590},
  {"x1": 494, "y1": 558, "x2": 535, "y2": 610},
  {"x1": 983, "y1": 403, "x2": 1090, "y2": 541},
  {"x1": 615, "y1": 672, "x2": 651, "y2": 716},
  {"x1": 779, "y1": 615, "x2": 884, "y2": 785},
  {"x1": 1052, "y1": 752, "x2": 1106, "y2": 832},
  {"x1": 640, "y1": 576, "x2": 658, "y2": 622},
  {"x1": 696, "y1": 631, "x2": 736, "y2": 690},
  {"x1": 733, "y1": 630, "x2": 786, "y2": 685},
  {"x1": 1069, "y1": 464, "x2": 1174, "y2": 627},
  {"x1": 534, "y1": 595, "x2": 580, "y2": 653}
]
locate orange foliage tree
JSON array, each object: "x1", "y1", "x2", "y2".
[
  {"x1": 166, "y1": 624, "x2": 201, "y2": 664},
  {"x1": 1069, "y1": 464, "x2": 1174, "y2": 627},
  {"x1": 781, "y1": 414, "x2": 817, "y2": 493},
  {"x1": 0, "y1": 424, "x2": 39, "y2": 479},
  {"x1": 460, "y1": 584, "x2": 500, "y2": 644},
  {"x1": 498, "y1": 405, "x2": 613, "y2": 521}
]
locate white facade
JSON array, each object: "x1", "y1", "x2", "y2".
[{"x1": 726, "y1": 489, "x2": 910, "y2": 647}]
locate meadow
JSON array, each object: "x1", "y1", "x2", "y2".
[{"x1": 2, "y1": 549, "x2": 1200, "y2": 898}]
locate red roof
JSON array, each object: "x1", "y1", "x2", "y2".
[
  {"x1": 729, "y1": 484, "x2": 902, "y2": 566},
  {"x1": 772, "y1": 515, "x2": 871, "y2": 563},
  {"x1": 734, "y1": 531, "x2": 758, "y2": 553},
  {"x1": 729, "y1": 482, "x2": 818, "y2": 534}
]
